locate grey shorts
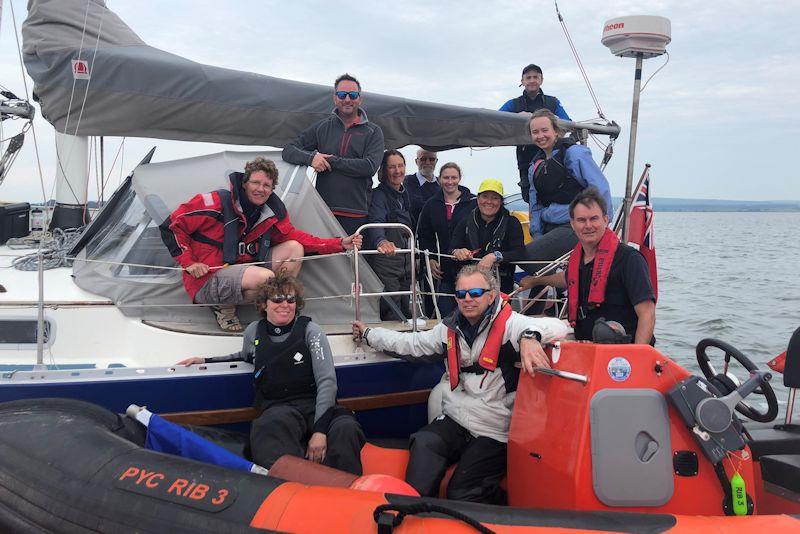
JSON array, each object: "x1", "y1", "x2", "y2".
[{"x1": 194, "y1": 264, "x2": 248, "y2": 305}]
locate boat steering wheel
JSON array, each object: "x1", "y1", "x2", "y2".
[{"x1": 696, "y1": 338, "x2": 779, "y2": 423}]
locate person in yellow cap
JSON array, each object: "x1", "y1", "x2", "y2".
[{"x1": 449, "y1": 178, "x2": 525, "y2": 293}]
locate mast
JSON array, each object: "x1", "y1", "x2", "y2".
[
  {"x1": 601, "y1": 16, "x2": 671, "y2": 241},
  {"x1": 50, "y1": 131, "x2": 90, "y2": 229}
]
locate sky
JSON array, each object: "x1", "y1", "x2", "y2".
[{"x1": 1, "y1": 0, "x2": 799, "y2": 204}]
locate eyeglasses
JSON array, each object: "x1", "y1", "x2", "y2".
[
  {"x1": 247, "y1": 180, "x2": 273, "y2": 190},
  {"x1": 455, "y1": 288, "x2": 491, "y2": 300},
  {"x1": 269, "y1": 294, "x2": 297, "y2": 304},
  {"x1": 418, "y1": 156, "x2": 437, "y2": 162},
  {"x1": 335, "y1": 91, "x2": 360, "y2": 100}
]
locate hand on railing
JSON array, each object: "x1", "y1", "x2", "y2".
[
  {"x1": 377, "y1": 240, "x2": 398, "y2": 256},
  {"x1": 341, "y1": 233, "x2": 362, "y2": 250},
  {"x1": 452, "y1": 248, "x2": 473, "y2": 261}
]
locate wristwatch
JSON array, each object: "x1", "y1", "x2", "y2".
[
  {"x1": 493, "y1": 250, "x2": 503, "y2": 262},
  {"x1": 519, "y1": 329, "x2": 542, "y2": 343}
]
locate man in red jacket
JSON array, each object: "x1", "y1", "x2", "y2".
[{"x1": 160, "y1": 156, "x2": 362, "y2": 331}]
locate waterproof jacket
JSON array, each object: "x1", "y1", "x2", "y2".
[
  {"x1": 527, "y1": 143, "x2": 613, "y2": 238},
  {"x1": 161, "y1": 172, "x2": 344, "y2": 301},
  {"x1": 364, "y1": 298, "x2": 568, "y2": 442},
  {"x1": 449, "y1": 207, "x2": 526, "y2": 293},
  {"x1": 416, "y1": 186, "x2": 476, "y2": 282},
  {"x1": 500, "y1": 91, "x2": 570, "y2": 201},
  {"x1": 282, "y1": 108, "x2": 384, "y2": 217}
]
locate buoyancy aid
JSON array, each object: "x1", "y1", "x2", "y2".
[
  {"x1": 446, "y1": 300, "x2": 513, "y2": 390},
  {"x1": 511, "y1": 92, "x2": 560, "y2": 172},
  {"x1": 252, "y1": 316, "x2": 316, "y2": 409},
  {"x1": 191, "y1": 172, "x2": 287, "y2": 264},
  {"x1": 567, "y1": 228, "x2": 620, "y2": 325},
  {"x1": 531, "y1": 139, "x2": 584, "y2": 207}
]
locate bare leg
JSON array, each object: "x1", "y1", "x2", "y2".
[
  {"x1": 239, "y1": 241, "x2": 304, "y2": 302},
  {"x1": 241, "y1": 266, "x2": 275, "y2": 303},
  {"x1": 269, "y1": 240, "x2": 304, "y2": 277}
]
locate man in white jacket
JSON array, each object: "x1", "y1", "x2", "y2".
[{"x1": 352, "y1": 265, "x2": 568, "y2": 502}]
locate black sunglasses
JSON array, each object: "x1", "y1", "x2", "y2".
[
  {"x1": 269, "y1": 294, "x2": 297, "y2": 304},
  {"x1": 335, "y1": 91, "x2": 360, "y2": 100},
  {"x1": 455, "y1": 288, "x2": 491, "y2": 300}
]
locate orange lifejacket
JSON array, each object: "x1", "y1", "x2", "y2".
[{"x1": 446, "y1": 300, "x2": 513, "y2": 390}]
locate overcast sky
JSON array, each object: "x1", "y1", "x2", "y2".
[{"x1": 1, "y1": 0, "x2": 798, "y2": 203}]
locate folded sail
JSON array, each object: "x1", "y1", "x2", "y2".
[{"x1": 22, "y1": 0, "x2": 530, "y2": 150}]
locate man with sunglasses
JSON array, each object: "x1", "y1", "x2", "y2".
[
  {"x1": 352, "y1": 265, "x2": 567, "y2": 502},
  {"x1": 282, "y1": 73, "x2": 385, "y2": 236},
  {"x1": 404, "y1": 148, "x2": 440, "y2": 224}
]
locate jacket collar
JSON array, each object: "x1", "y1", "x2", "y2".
[
  {"x1": 433, "y1": 185, "x2": 475, "y2": 205},
  {"x1": 332, "y1": 107, "x2": 370, "y2": 126},
  {"x1": 227, "y1": 171, "x2": 286, "y2": 225}
]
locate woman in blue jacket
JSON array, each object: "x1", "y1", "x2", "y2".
[{"x1": 521, "y1": 109, "x2": 613, "y2": 311}]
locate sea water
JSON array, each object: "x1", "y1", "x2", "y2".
[{"x1": 654, "y1": 211, "x2": 800, "y2": 414}]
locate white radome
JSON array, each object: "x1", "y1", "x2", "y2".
[{"x1": 601, "y1": 15, "x2": 672, "y2": 59}]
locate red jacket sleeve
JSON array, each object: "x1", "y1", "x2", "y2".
[
  {"x1": 162, "y1": 192, "x2": 223, "y2": 268},
  {"x1": 270, "y1": 214, "x2": 344, "y2": 255}
]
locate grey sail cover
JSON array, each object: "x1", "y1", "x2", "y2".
[
  {"x1": 22, "y1": 0, "x2": 530, "y2": 150},
  {"x1": 72, "y1": 150, "x2": 383, "y2": 325}
]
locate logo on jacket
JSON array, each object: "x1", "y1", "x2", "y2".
[{"x1": 293, "y1": 352, "x2": 304, "y2": 365}]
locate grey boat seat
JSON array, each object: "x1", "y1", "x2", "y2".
[{"x1": 759, "y1": 454, "x2": 800, "y2": 495}]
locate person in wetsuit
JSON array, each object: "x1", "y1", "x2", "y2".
[{"x1": 178, "y1": 271, "x2": 365, "y2": 474}]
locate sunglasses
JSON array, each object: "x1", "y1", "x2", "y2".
[
  {"x1": 269, "y1": 294, "x2": 297, "y2": 304},
  {"x1": 335, "y1": 91, "x2": 360, "y2": 100},
  {"x1": 418, "y1": 156, "x2": 437, "y2": 162},
  {"x1": 455, "y1": 288, "x2": 491, "y2": 300}
]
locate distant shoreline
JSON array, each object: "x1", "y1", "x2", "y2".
[{"x1": 623, "y1": 198, "x2": 800, "y2": 213}]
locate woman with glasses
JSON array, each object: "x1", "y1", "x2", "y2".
[
  {"x1": 365, "y1": 150, "x2": 415, "y2": 321},
  {"x1": 178, "y1": 271, "x2": 365, "y2": 475},
  {"x1": 416, "y1": 162, "x2": 476, "y2": 317}
]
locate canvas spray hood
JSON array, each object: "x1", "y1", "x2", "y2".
[
  {"x1": 72, "y1": 150, "x2": 383, "y2": 325},
  {"x1": 22, "y1": 0, "x2": 531, "y2": 150}
]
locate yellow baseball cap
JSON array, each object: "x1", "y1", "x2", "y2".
[{"x1": 477, "y1": 178, "x2": 504, "y2": 197}]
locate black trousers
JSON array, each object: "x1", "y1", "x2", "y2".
[
  {"x1": 368, "y1": 253, "x2": 412, "y2": 321},
  {"x1": 250, "y1": 398, "x2": 365, "y2": 475},
  {"x1": 336, "y1": 215, "x2": 367, "y2": 237},
  {"x1": 405, "y1": 415, "x2": 507, "y2": 502}
]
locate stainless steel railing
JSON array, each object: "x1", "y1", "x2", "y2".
[{"x1": 353, "y1": 223, "x2": 418, "y2": 332}]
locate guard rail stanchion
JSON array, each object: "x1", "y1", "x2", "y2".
[{"x1": 354, "y1": 223, "x2": 418, "y2": 332}]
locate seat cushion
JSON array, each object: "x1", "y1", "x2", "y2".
[{"x1": 760, "y1": 454, "x2": 800, "y2": 494}]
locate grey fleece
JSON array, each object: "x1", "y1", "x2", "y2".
[
  {"x1": 281, "y1": 109, "x2": 384, "y2": 216},
  {"x1": 207, "y1": 320, "x2": 337, "y2": 426}
]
